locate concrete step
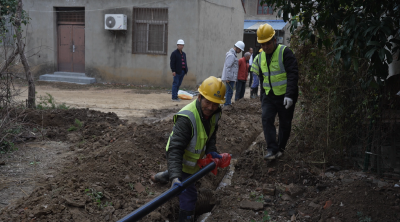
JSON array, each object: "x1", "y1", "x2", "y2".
[
  {"x1": 54, "y1": 71, "x2": 86, "y2": 77},
  {"x1": 39, "y1": 74, "x2": 96, "y2": 84}
]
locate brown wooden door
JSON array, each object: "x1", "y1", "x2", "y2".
[
  {"x1": 58, "y1": 25, "x2": 73, "y2": 72},
  {"x1": 72, "y1": 26, "x2": 85, "y2": 72},
  {"x1": 58, "y1": 25, "x2": 85, "y2": 72}
]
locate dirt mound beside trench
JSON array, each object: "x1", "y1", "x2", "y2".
[
  {"x1": 206, "y1": 143, "x2": 400, "y2": 222},
  {"x1": 23, "y1": 108, "x2": 122, "y2": 127},
  {"x1": 0, "y1": 98, "x2": 263, "y2": 222}
]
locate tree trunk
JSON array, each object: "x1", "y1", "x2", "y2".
[{"x1": 14, "y1": 0, "x2": 35, "y2": 108}]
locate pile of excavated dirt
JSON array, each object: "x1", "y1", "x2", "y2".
[
  {"x1": 0, "y1": 98, "x2": 263, "y2": 222},
  {"x1": 206, "y1": 144, "x2": 400, "y2": 222}
]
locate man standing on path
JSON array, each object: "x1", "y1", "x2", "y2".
[
  {"x1": 221, "y1": 41, "x2": 245, "y2": 107},
  {"x1": 250, "y1": 23, "x2": 299, "y2": 160},
  {"x1": 235, "y1": 52, "x2": 250, "y2": 101},
  {"x1": 151, "y1": 76, "x2": 225, "y2": 222},
  {"x1": 170, "y1": 39, "x2": 188, "y2": 102},
  {"x1": 248, "y1": 47, "x2": 254, "y2": 88}
]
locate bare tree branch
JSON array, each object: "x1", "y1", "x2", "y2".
[
  {"x1": 0, "y1": 48, "x2": 19, "y2": 76},
  {"x1": 13, "y1": 0, "x2": 35, "y2": 108}
]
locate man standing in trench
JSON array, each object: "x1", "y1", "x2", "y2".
[
  {"x1": 151, "y1": 76, "x2": 225, "y2": 222},
  {"x1": 250, "y1": 23, "x2": 299, "y2": 160}
]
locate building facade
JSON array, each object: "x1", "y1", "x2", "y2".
[{"x1": 22, "y1": 0, "x2": 245, "y2": 87}]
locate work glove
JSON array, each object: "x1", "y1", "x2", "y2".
[
  {"x1": 170, "y1": 178, "x2": 182, "y2": 189},
  {"x1": 206, "y1": 151, "x2": 222, "y2": 159},
  {"x1": 283, "y1": 97, "x2": 293, "y2": 109},
  {"x1": 171, "y1": 178, "x2": 186, "y2": 194}
]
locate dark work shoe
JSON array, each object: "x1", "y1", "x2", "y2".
[
  {"x1": 150, "y1": 170, "x2": 169, "y2": 184},
  {"x1": 264, "y1": 150, "x2": 283, "y2": 160},
  {"x1": 172, "y1": 98, "x2": 181, "y2": 102}
]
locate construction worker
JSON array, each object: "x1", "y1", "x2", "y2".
[
  {"x1": 250, "y1": 49, "x2": 263, "y2": 98},
  {"x1": 221, "y1": 41, "x2": 245, "y2": 107},
  {"x1": 151, "y1": 76, "x2": 225, "y2": 222},
  {"x1": 250, "y1": 23, "x2": 299, "y2": 160}
]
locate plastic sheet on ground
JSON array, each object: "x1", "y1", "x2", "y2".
[{"x1": 178, "y1": 90, "x2": 194, "y2": 100}]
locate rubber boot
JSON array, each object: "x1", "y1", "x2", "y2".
[
  {"x1": 179, "y1": 209, "x2": 195, "y2": 222},
  {"x1": 150, "y1": 170, "x2": 169, "y2": 184},
  {"x1": 251, "y1": 88, "x2": 256, "y2": 99},
  {"x1": 250, "y1": 89, "x2": 254, "y2": 99}
]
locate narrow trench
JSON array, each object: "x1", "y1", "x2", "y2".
[{"x1": 196, "y1": 132, "x2": 264, "y2": 221}]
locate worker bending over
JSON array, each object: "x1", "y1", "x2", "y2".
[{"x1": 151, "y1": 76, "x2": 226, "y2": 222}]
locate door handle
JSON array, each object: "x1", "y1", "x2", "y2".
[{"x1": 73, "y1": 45, "x2": 75, "y2": 53}]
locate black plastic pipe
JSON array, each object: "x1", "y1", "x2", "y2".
[{"x1": 118, "y1": 161, "x2": 216, "y2": 222}]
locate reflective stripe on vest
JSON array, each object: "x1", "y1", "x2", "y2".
[
  {"x1": 260, "y1": 45, "x2": 287, "y2": 95},
  {"x1": 182, "y1": 158, "x2": 197, "y2": 167},
  {"x1": 263, "y1": 79, "x2": 287, "y2": 87}
]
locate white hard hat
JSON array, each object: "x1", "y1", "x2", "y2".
[
  {"x1": 177, "y1": 39, "x2": 185, "y2": 45},
  {"x1": 234, "y1": 41, "x2": 245, "y2": 51}
]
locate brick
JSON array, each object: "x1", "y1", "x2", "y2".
[
  {"x1": 262, "y1": 184, "x2": 276, "y2": 196},
  {"x1": 240, "y1": 200, "x2": 264, "y2": 211}
]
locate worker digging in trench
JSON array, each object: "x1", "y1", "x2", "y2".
[{"x1": 151, "y1": 76, "x2": 226, "y2": 222}]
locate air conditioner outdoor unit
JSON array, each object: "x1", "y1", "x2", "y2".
[
  {"x1": 277, "y1": 37, "x2": 284, "y2": 44},
  {"x1": 105, "y1": 14, "x2": 127, "y2": 30}
]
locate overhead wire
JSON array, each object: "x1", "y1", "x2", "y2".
[{"x1": 24, "y1": 0, "x2": 169, "y2": 13}]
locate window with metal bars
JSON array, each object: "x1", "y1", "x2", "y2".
[
  {"x1": 56, "y1": 7, "x2": 85, "y2": 24},
  {"x1": 257, "y1": 0, "x2": 274, "y2": 15},
  {"x1": 132, "y1": 8, "x2": 168, "y2": 55}
]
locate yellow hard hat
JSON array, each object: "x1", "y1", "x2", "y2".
[
  {"x1": 259, "y1": 48, "x2": 263, "y2": 52},
  {"x1": 198, "y1": 76, "x2": 226, "y2": 104},
  {"x1": 257, "y1": 23, "x2": 275, "y2": 43}
]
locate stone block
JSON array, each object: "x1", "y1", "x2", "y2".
[
  {"x1": 262, "y1": 184, "x2": 275, "y2": 196},
  {"x1": 240, "y1": 200, "x2": 264, "y2": 211},
  {"x1": 285, "y1": 183, "x2": 305, "y2": 197}
]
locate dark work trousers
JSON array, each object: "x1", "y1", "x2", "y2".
[
  {"x1": 171, "y1": 70, "x2": 185, "y2": 99},
  {"x1": 179, "y1": 172, "x2": 197, "y2": 211},
  {"x1": 235, "y1": 80, "x2": 246, "y2": 101},
  {"x1": 261, "y1": 93, "x2": 296, "y2": 153},
  {"x1": 248, "y1": 71, "x2": 253, "y2": 87},
  {"x1": 224, "y1": 81, "x2": 235, "y2": 106}
]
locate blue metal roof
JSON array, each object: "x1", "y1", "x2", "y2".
[
  {"x1": 243, "y1": 21, "x2": 258, "y2": 29},
  {"x1": 244, "y1": 20, "x2": 287, "y2": 30}
]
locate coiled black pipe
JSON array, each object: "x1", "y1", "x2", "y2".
[{"x1": 118, "y1": 161, "x2": 216, "y2": 222}]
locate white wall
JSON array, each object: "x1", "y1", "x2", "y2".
[{"x1": 22, "y1": 0, "x2": 245, "y2": 87}]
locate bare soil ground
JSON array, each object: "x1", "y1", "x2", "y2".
[
  {"x1": 1, "y1": 82, "x2": 399, "y2": 222},
  {"x1": 14, "y1": 80, "x2": 250, "y2": 124},
  {"x1": 208, "y1": 136, "x2": 400, "y2": 221},
  {"x1": 15, "y1": 82, "x2": 193, "y2": 124},
  {"x1": 0, "y1": 141, "x2": 71, "y2": 208}
]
